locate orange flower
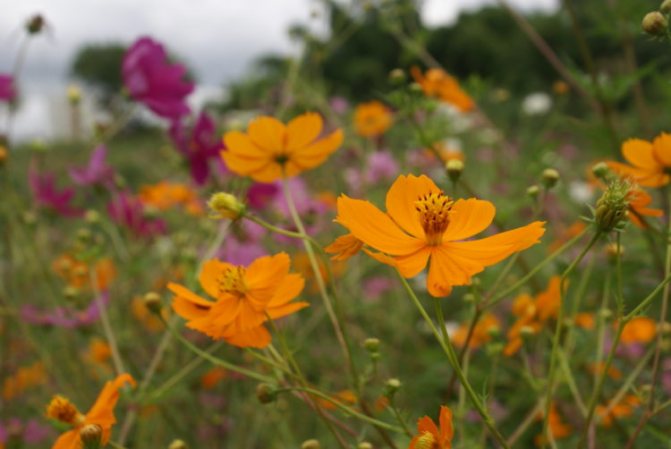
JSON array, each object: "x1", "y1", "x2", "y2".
[
  {"x1": 325, "y1": 233, "x2": 364, "y2": 261},
  {"x1": 316, "y1": 389, "x2": 358, "y2": 410},
  {"x1": 596, "y1": 395, "x2": 641, "y2": 427},
  {"x1": 46, "y1": 373, "x2": 135, "y2": 449},
  {"x1": 131, "y1": 296, "x2": 168, "y2": 332},
  {"x1": 620, "y1": 317, "x2": 656, "y2": 345},
  {"x1": 52, "y1": 255, "x2": 116, "y2": 291},
  {"x1": 139, "y1": 181, "x2": 203, "y2": 215},
  {"x1": 504, "y1": 276, "x2": 563, "y2": 356},
  {"x1": 354, "y1": 100, "x2": 393, "y2": 137},
  {"x1": 335, "y1": 174, "x2": 545, "y2": 297},
  {"x1": 606, "y1": 133, "x2": 671, "y2": 187},
  {"x1": 2, "y1": 362, "x2": 46, "y2": 400},
  {"x1": 452, "y1": 313, "x2": 500, "y2": 349},
  {"x1": 626, "y1": 186, "x2": 663, "y2": 227},
  {"x1": 588, "y1": 362, "x2": 622, "y2": 380},
  {"x1": 410, "y1": 67, "x2": 474, "y2": 112},
  {"x1": 534, "y1": 403, "x2": 571, "y2": 446},
  {"x1": 574, "y1": 312, "x2": 595, "y2": 330},
  {"x1": 222, "y1": 113, "x2": 343, "y2": 182},
  {"x1": 200, "y1": 367, "x2": 227, "y2": 389},
  {"x1": 168, "y1": 253, "x2": 308, "y2": 348},
  {"x1": 409, "y1": 405, "x2": 453, "y2": 449},
  {"x1": 88, "y1": 338, "x2": 112, "y2": 364}
]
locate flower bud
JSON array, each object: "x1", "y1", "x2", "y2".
[
  {"x1": 446, "y1": 159, "x2": 464, "y2": 183},
  {"x1": 591, "y1": 162, "x2": 610, "y2": 180},
  {"x1": 642, "y1": 11, "x2": 668, "y2": 36},
  {"x1": 599, "y1": 308, "x2": 613, "y2": 320},
  {"x1": 30, "y1": 138, "x2": 47, "y2": 154},
  {"x1": 605, "y1": 242, "x2": 624, "y2": 262},
  {"x1": 409, "y1": 82, "x2": 423, "y2": 94},
  {"x1": 79, "y1": 424, "x2": 102, "y2": 449},
  {"x1": 519, "y1": 325, "x2": 536, "y2": 338},
  {"x1": 363, "y1": 337, "x2": 380, "y2": 353},
  {"x1": 256, "y1": 383, "x2": 277, "y2": 404},
  {"x1": 0, "y1": 146, "x2": 7, "y2": 166},
  {"x1": 143, "y1": 292, "x2": 163, "y2": 315},
  {"x1": 389, "y1": 68, "x2": 406, "y2": 85},
  {"x1": 526, "y1": 185, "x2": 540, "y2": 199},
  {"x1": 594, "y1": 178, "x2": 630, "y2": 232},
  {"x1": 208, "y1": 192, "x2": 245, "y2": 220},
  {"x1": 541, "y1": 168, "x2": 560, "y2": 189},
  {"x1": 358, "y1": 443, "x2": 373, "y2": 449},
  {"x1": 26, "y1": 14, "x2": 45, "y2": 35},
  {"x1": 76, "y1": 228, "x2": 92, "y2": 245},
  {"x1": 462, "y1": 293, "x2": 476, "y2": 303},
  {"x1": 384, "y1": 378, "x2": 401, "y2": 397},
  {"x1": 301, "y1": 439, "x2": 321, "y2": 449},
  {"x1": 67, "y1": 85, "x2": 82, "y2": 105},
  {"x1": 84, "y1": 210, "x2": 100, "y2": 225},
  {"x1": 63, "y1": 286, "x2": 80, "y2": 302},
  {"x1": 168, "y1": 440, "x2": 188, "y2": 449},
  {"x1": 661, "y1": 0, "x2": 671, "y2": 14}
]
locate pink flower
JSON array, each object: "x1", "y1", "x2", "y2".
[
  {"x1": 69, "y1": 145, "x2": 116, "y2": 188},
  {"x1": 107, "y1": 191, "x2": 167, "y2": 238},
  {"x1": 28, "y1": 163, "x2": 83, "y2": 217},
  {"x1": 122, "y1": 37, "x2": 194, "y2": 120},
  {"x1": 20, "y1": 293, "x2": 110, "y2": 328},
  {"x1": 365, "y1": 150, "x2": 399, "y2": 184},
  {"x1": 0, "y1": 74, "x2": 16, "y2": 102},
  {"x1": 170, "y1": 111, "x2": 225, "y2": 185},
  {"x1": 246, "y1": 182, "x2": 280, "y2": 210}
]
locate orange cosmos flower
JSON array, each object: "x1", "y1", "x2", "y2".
[
  {"x1": 52, "y1": 255, "x2": 116, "y2": 291},
  {"x1": 2, "y1": 362, "x2": 46, "y2": 400},
  {"x1": 574, "y1": 312, "x2": 595, "y2": 330},
  {"x1": 606, "y1": 133, "x2": 671, "y2": 187},
  {"x1": 335, "y1": 174, "x2": 545, "y2": 297},
  {"x1": 409, "y1": 405, "x2": 453, "y2": 449},
  {"x1": 354, "y1": 100, "x2": 393, "y2": 137},
  {"x1": 596, "y1": 395, "x2": 641, "y2": 427},
  {"x1": 534, "y1": 403, "x2": 571, "y2": 446},
  {"x1": 168, "y1": 253, "x2": 308, "y2": 348},
  {"x1": 139, "y1": 181, "x2": 203, "y2": 215},
  {"x1": 452, "y1": 313, "x2": 500, "y2": 349},
  {"x1": 620, "y1": 317, "x2": 656, "y2": 345},
  {"x1": 626, "y1": 186, "x2": 663, "y2": 227},
  {"x1": 221, "y1": 113, "x2": 343, "y2": 182},
  {"x1": 410, "y1": 67, "x2": 474, "y2": 113},
  {"x1": 46, "y1": 373, "x2": 135, "y2": 449},
  {"x1": 200, "y1": 367, "x2": 228, "y2": 389}
]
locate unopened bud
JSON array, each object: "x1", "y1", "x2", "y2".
[
  {"x1": 358, "y1": 443, "x2": 373, "y2": 449},
  {"x1": 85, "y1": 210, "x2": 100, "y2": 225},
  {"x1": 26, "y1": 14, "x2": 45, "y2": 35},
  {"x1": 519, "y1": 325, "x2": 536, "y2": 338},
  {"x1": 76, "y1": 228, "x2": 92, "y2": 244},
  {"x1": 208, "y1": 192, "x2": 246, "y2": 220},
  {"x1": 256, "y1": 383, "x2": 276, "y2": 404},
  {"x1": 661, "y1": 0, "x2": 671, "y2": 14},
  {"x1": 79, "y1": 424, "x2": 102, "y2": 449},
  {"x1": 599, "y1": 308, "x2": 613, "y2": 320},
  {"x1": 642, "y1": 11, "x2": 668, "y2": 36},
  {"x1": 446, "y1": 159, "x2": 464, "y2": 183},
  {"x1": 363, "y1": 338, "x2": 380, "y2": 353},
  {"x1": 63, "y1": 286, "x2": 80, "y2": 301},
  {"x1": 605, "y1": 242, "x2": 624, "y2": 262},
  {"x1": 527, "y1": 185, "x2": 540, "y2": 199},
  {"x1": 594, "y1": 178, "x2": 630, "y2": 232},
  {"x1": 67, "y1": 85, "x2": 82, "y2": 105},
  {"x1": 541, "y1": 168, "x2": 560, "y2": 189},
  {"x1": 168, "y1": 440, "x2": 188, "y2": 449},
  {"x1": 592, "y1": 162, "x2": 610, "y2": 180},
  {"x1": 143, "y1": 292, "x2": 162, "y2": 315},
  {"x1": 409, "y1": 82, "x2": 423, "y2": 94},
  {"x1": 384, "y1": 378, "x2": 401, "y2": 397},
  {"x1": 301, "y1": 439, "x2": 321, "y2": 449},
  {"x1": 462, "y1": 293, "x2": 476, "y2": 303},
  {"x1": 389, "y1": 68, "x2": 406, "y2": 85}
]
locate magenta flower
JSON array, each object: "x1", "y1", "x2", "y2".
[
  {"x1": 366, "y1": 150, "x2": 399, "y2": 183},
  {"x1": 217, "y1": 220, "x2": 266, "y2": 266},
  {"x1": 170, "y1": 111, "x2": 225, "y2": 185},
  {"x1": 20, "y1": 293, "x2": 110, "y2": 328},
  {"x1": 69, "y1": 145, "x2": 116, "y2": 188},
  {"x1": 0, "y1": 74, "x2": 16, "y2": 102},
  {"x1": 107, "y1": 191, "x2": 167, "y2": 238},
  {"x1": 246, "y1": 182, "x2": 280, "y2": 210},
  {"x1": 28, "y1": 163, "x2": 83, "y2": 217},
  {"x1": 122, "y1": 36, "x2": 194, "y2": 120}
]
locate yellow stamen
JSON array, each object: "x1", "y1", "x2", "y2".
[
  {"x1": 415, "y1": 431, "x2": 437, "y2": 449},
  {"x1": 218, "y1": 266, "x2": 248, "y2": 296},
  {"x1": 45, "y1": 395, "x2": 85, "y2": 426},
  {"x1": 415, "y1": 192, "x2": 454, "y2": 246}
]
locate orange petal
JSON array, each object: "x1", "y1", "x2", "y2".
[
  {"x1": 336, "y1": 195, "x2": 425, "y2": 256},
  {"x1": 652, "y1": 133, "x2": 671, "y2": 167},
  {"x1": 439, "y1": 405, "x2": 454, "y2": 443},
  {"x1": 268, "y1": 273, "x2": 305, "y2": 307},
  {"x1": 248, "y1": 162, "x2": 284, "y2": 183},
  {"x1": 85, "y1": 373, "x2": 135, "y2": 427},
  {"x1": 267, "y1": 301, "x2": 310, "y2": 320},
  {"x1": 442, "y1": 198, "x2": 496, "y2": 242},
  {"x1": 395, "y1": 247, "x2": 431, "y2": 278},
  {"x1": 247, "y1": 116, "x2": 286, "y2": 152},
  {"x1": 225, "y1": 325, "x2": 272, "y2": 348},
  {"x1": 325, "y1": 233, "x2": 364, "y2": 261},
  {"x1": 621, "y1": 139, "x2": 658, "y2": 169},
  {"x1": 291, "y1": 129, "x2": 343, "y2": 169},
  {"x1": 427, "y1": 246, "x2": 482, "y2": 296},
  {"x1": 168, "y1": 283, "x2": 212, "y2": 320},
  {"x1": 245, "y1": 253, "x2": 291, "y2": 306},
  {"x1": 385, "y1": 174, "x2": 439, "y2": 238},
  {"x1": 286, "y1": 112, "x2": 323, "y2": 151},
  {"x1": 223, "y1": 131, "x2": 268, "y2": 158},
  {"x1": 51, "y1": 429, "x2": 79, "y2": 449},
  {"x1": 221, "y1": 150, "x2": 271, "y2": 176},
  {"x1": 417, "y1": 416, "x2": 439, "y2": 435},
  {"x1": 199, "y1": 260, "x2": 234, "y2": 299}
]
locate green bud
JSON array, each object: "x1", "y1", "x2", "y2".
[
  {"x1": 446, "y1": 159, "x2": 464, "y2": 183},
  {"x1": 256, "y1": 383, "x2": 277, "y2": 404},
  {"x1": 389, "y1": 68, "x2": 406, "y2": 85},
  {"x1": 526, "y1": 185, "x2": 540, "y2": 199},
  {"x1": 301, "y1": 439, "x2": 321, "y2": 449},
  {"x1": 594, "y1": 178, "x2": 630, "y2": 232},
  {"x1": 591, "y1": 162, "x2": 610, "y2": 180},
  {"x1": 363, "y1": 337, "x2": 380, "y2": 353},
  {"x1": 79, "y1": 424, "x2": 102, "y2": 449},
  {"x1": 541, "y1": 168, "x2": 560, "y2": 189},
  {"x1": 642, "y1": 11, "x2": 668, "y2": 36},
  {"x1": 208, "y1": 192, "x2": 246, "y2": 220}
]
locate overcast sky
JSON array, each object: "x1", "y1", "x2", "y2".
[{"x1": 2, "y1": 0, "x2": 557, "y2": 140}]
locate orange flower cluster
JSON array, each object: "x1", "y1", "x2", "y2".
[
  {"x1": 354, "y1": 100, "x2": 393, "y2": 137},
  {"x1": 411, "y1": 67, "x2": 475, "y2": 112},
  {"x1": 620, "y1": 316, "x2": 656, "y2": 345},
  {"x1": 168, "y1": 253, "x2": 308, "y2": 348},
  {"x1": 504, "y1": 276, "x2": 562, "y2": 356},
  {"x1": 2, "y1": 361, "x2": 46, "y2": 400},
  {"x1": 596, "y1": 395, "x2": 641, "y2": 427},
  {"x1": 452, "y1": 313, "x2": 500, "y2": 349},
  {"x1": 46, "y1": 373, "x2": 135, "y2": 449},
  {"x1": 52, "y1": 255, "x2": 116, "y2": 291},
  {"x1": 333, "y1": 174, "x2": 544, "y2": 297},
  {"x1": 222, "y1": 113, "x2": 343, "y2": 182},
  {"x1": 139, "y1": 181, "x2": 203, "y2": 215},
  {"x1": 409, "y1": 405, "x2": 453, "y2": 449},
  {"x1": 607, "y1": 133, "x2": 671, "y2": 187}
]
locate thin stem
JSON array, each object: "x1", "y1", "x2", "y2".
[
  {"x1": 89, "y1": 269, "x2": 125, "y2": 376},
  {"x1": 398, "y1": 272, "x2": 510, "y2": 449}
]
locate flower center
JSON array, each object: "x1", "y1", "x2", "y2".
[
  {"x1": 218, "y1": 266, "x2": 248, "y2": 297},
  {"x1": 45, "y1": 395, "x2": 85, "y2": 426},
  {"x1": 415, "y1": 192, "x2": 454, "y2": 246},
  {"x1": 415, "y1": 431, "x2": 438, "y2": 449}
]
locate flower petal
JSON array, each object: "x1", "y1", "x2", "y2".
[
  {"x1": 291, "y1": 129, "x2": 343, "y2": 169},
  {"x1": 225, "y1": 325, "x2": 272, "y2": 348},
  {"x1": 652, "y1": 132, "x2": 671, "y2": 167},
  {"x1": 286, "y1": 112, "x2": 323, "y2": 151},
  {"x1": 247, "y1": 116, "x2": 286, "y2": 153},
  {"x1": 223, "y1": 131, "x2": 268, "y2": 158},
  {"x1": 85, "y1": 373, "x2": 135, "y2": 427},
  {"x1": 267, "y1": 273, "x2": 305, "y2": 307},
  {"x1": 336, "y1": 195, "x2": 425, "y2": 256},
  {"x1": 622, "y1": 139, "x2": 657, "y2": 169},
  {"x1": 395, "y1": 247, "x2": 431, "y2": 278},
  {"x1": 168, "y1": 282, "x2": 212, "y2": 320},
  {"x1": 442, "y1": 198, "x2": 495, "y2": 242},
  {"x1": 385, "y1": 174, "x2": 439, "y2": 238},
  {"x1": 439, "y1": 405, "x2": 454, "y2": 444},
  {"x1": 199, "y1": 260, "x2": 234, "y2": 299}
]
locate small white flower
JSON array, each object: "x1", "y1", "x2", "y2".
[{"x1": 522, "y1": 92, "x2": 552, "y2": 115}]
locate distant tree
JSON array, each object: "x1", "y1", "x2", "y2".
[{"x1": 70, "y1": 43, "x2": 125, "y2": 102}]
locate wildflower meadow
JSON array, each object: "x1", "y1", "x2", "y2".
[{"x1": 4, "y1": 1, "x2": 671, "y2": 448}]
